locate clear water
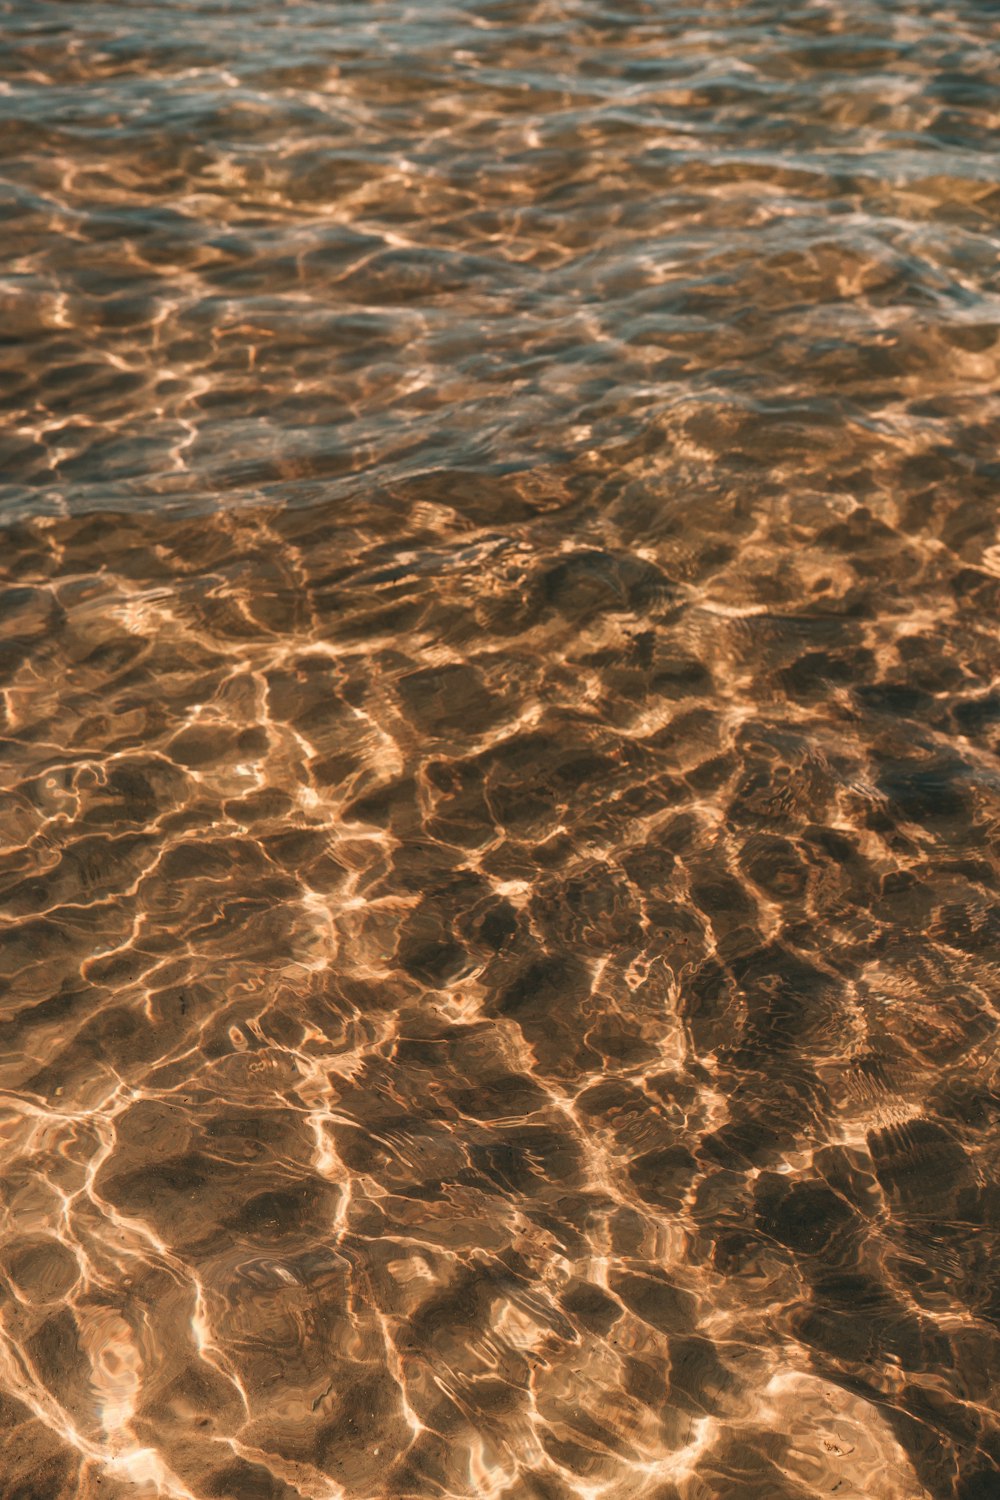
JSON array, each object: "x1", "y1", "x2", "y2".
[{"x1": 1, "y1": 2, "x2": 999, "y2": 1498}]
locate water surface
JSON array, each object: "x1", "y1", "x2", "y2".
[{"x1": 2, "y1": 2, "x2": 1000, "y2": 1497}]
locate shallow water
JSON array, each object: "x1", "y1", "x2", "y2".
[{"x1": 2, "y1": 2, "x2": 1000, "y2": 1497}]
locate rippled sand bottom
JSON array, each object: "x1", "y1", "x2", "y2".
[{"x1": 2, "y1": 423, "x2": 999, "y2": 1499}]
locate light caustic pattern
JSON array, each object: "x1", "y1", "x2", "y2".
[
  {"x1": 1, "y1": 0, "x2": 1000, "y2": 1498},
  {"x1": 3, "y1": 450, "x2": 1000, "y2": 1500}
]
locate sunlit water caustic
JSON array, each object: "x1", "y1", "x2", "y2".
[{"x1": 2, "y1": 0, "x2": 1000, "y2": 1496}]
